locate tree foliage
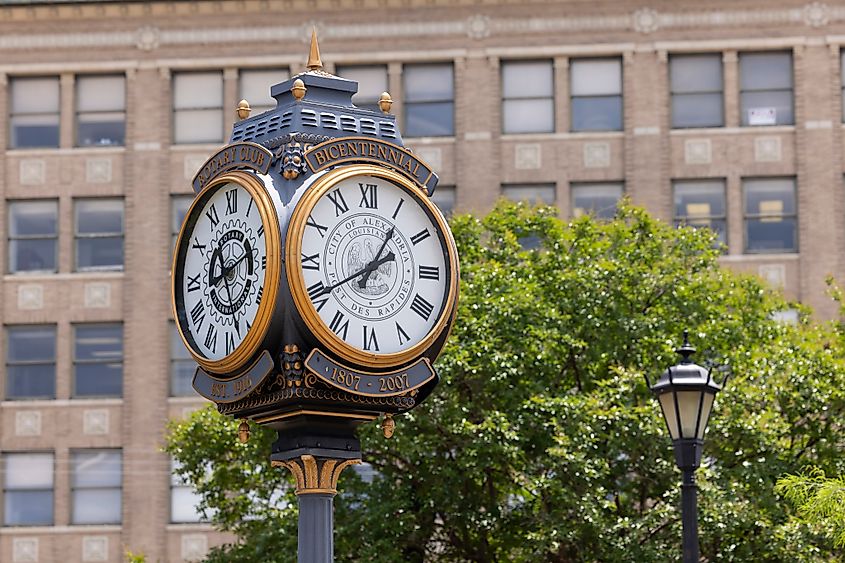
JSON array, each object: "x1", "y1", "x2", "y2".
[{"x1": 166, "y1": 201, "x2": 845, "y2": 562}]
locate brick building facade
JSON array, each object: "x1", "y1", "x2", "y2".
[{"x1": 1, "y1": 0, "x2": 844, "y2": 561}]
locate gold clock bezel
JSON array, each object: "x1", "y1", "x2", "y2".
[
  {"x1": 172, "y1": 171, "x2": 282, "y2": 375},
  {"x1": 286, "y1": 164, "x2": 459, "y2": 368}
]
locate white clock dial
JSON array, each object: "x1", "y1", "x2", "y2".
[
  {"x1": 295, "y1": 171, "x2": 454, "y2": 359},
  {"x1": 175, "y1": 180, "x2": 268, "y2": 362}
]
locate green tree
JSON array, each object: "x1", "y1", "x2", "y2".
[
  {"x1": 166, "y1": 201, "x2": 845, "y2": 561},
  {"x1": 776, "y1": 467, "x2": 845, "y2": 548}
]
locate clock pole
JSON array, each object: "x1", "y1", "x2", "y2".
[{"x1": 270, "y1": 416, "x2": 363, "y2": 563}]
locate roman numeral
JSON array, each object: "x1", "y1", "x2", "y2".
[
  {"x1": 307, "y1": 281, "x2": 329, "y2": 312},
  {"x1": 363, "y1": 325, "x2": 379, "y2": 351},
  {"x1": 205, "y1": 204, "x2": 219, "y2": 229},
  {"x1": 410, "y1": 228, "x2": 431, "y2": 246},
  {"x1": 327, "y1": 188, "x2": 349, "y2": 216},
  {"x1": 192, "y1": 237, "x2": 206, "y2": 251},
  {"x1": 358, "y1": 183, "x2": 378, "y2": 209},
  {"x1": 301, "y1": 252, "x2": 320, "y2": 271},
  {"x1": 261, "y1": 255, "x2": 266, "y2": 270},
  {"x1": 187, "y1": 273, "x2": 202, "y2": 292},
  {"x1": 396, "y1": 322, "x2": 410, "y2": 346},
  {"x1": 256, "y1": 286, "x2": 263, "y2": 306},
  {"x1": 306, "y1": 214, "x2": 328, "y2": 238},
  {"x1": 392, "y1": 198, "x2": 405, "y2": 220},
  {"x1": 204, "y1": 324, "x2": 217, "y2": 352},
  {"x1": 190, "y1": 300, "x2": 205, "y2": 327},
  {"x1": 246, "y1": 197, "x2": 254, "y2": 217},
  {"x1": 328, "y1": 311, "x2": 349, "y2": 340},
  {"x1": 226, "y1": 188, "x2": 238, "y2": 215},
  {"x1": 225, "y1": 331, "x2": 236, "y2": 355},
  {"x1": 410, "y1": 294, "x2": 434, "y2": 321},
  {"x1": 257, "y1": 225, "x2": 264, "y2": 237},
  {"x1": 418, "y1": 265, "x2": 440, "y2": 280}
]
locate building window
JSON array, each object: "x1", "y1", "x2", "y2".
[
  {"x1": 74, "y1": 198, "x2": 124, "y2": 271},
  {"x1": 571, "y1": 182, "x2": 623, "y2": 219},
  {"x1": 74, "y1": 323, "x2": 123, "y2": 398},
  {"x1": 3, "y1": 453, "x2": 54, "y2": 526},
  {"x1": 9, "y1": 77, "x2": 60, "y2": 149},
  {"x1": 171, "y1": 194, "x2": 193, "y2": 260},
  {"x1": 171, "y1": 324, "x2": 196, "y2": 397},
  {"x1": 76, "y1": 75, "x2": 125, "y2": 147},
  {"x1": 739, "y1": 52, "x2": 794, "y2": 126},
  {"x1": 8, "y1": 200, "x2": 58, "y2": 274},
  {"x1": 570, "y1": 58, "x2": 622, "y2": 132},
  {"x1": 673, "y1": 180, "x2": 727, "y2": 245},
  {"x1": 431, "y1": 186, "x2": 456, "y2": 217},
  {"x1": 670, "y1": 54, "x2": 723, "y2": 128},
  {"x1": 403, "y1": 64, "x2": 454, "y2": 137},
  {"x1": 502, "y1": 60, "x2": 554, "y2": 134},
  {"x1": 173, "y1": 72, "x2": 224, "y2": 144},
  {"x1": 6, "y1": 325, "x2": 56, "y2": 400},
  {"x1": 502, "y1": 183, "x2": 556, "y2": 205},
  {"x1": 171, "y1": 459, "x2": 204, "y2": 523},
  {"x1": 337, "y1": 65, "x2": 388, "y2": 113},
  {"x1": 744, "y1": 178, "x2": 797, "y2": 253},
  {"x1": 239, "y1": 68, "x2": 286, "y2": 115},
  {"x1": 71, "y1": 450, "x2": 121, "y2": 524}
]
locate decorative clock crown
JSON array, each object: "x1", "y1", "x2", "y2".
[{"x1": 230, "y1": 29, "x2": 402, "y2": 150}]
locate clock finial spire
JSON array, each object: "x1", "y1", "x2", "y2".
[{"x1": 306, "y1": 27, "x2": 323, "y2": 71}]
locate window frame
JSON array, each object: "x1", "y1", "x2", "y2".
[
  {"x1": 9, "y1": 76, "x2": 60, "y2": 149},
  {"x1": 738, "y1": 51, "x2": 794, "y2": 127},
  {"x1": 672, "y1": 179, "x2": 728, "y2": 247},
  {"x1": 3, "y1": 451, "x2": 55, "y2": 526},
  {"x1": 75, "y1": 74, "x2": 126, "y2": 148},
  {"x1": 742, "y1": 177, "x2": 798, "y2": 253},
  {"x1": 72, "y1": 323, "x2": 124, "y2": 398},
  {"x1": 70, "y1": 449, "x2": 122, "y2": 525},
  {"x1": 170, "y1": 322, "x2": 196, "y2": 397},
  {"x1": 501, "y1": 59, "x2": 555, "y2": 134},
  {"x1": 569, "y1": 57, "x2": 623, "y2": 132},
  {"x1": 6, "y1": 324, "x2": 57, "y2": 400},
  {"x1": 335, "y1": 64, "x2": 389, "y2": 113},
  {"x1": 73, "y1": 198, "x2": 124, "y2": 272},
  {"x1": 501, "y1": 183, "x2": 557, "y2": 206},
  {"x1": 172, "y1": 71, "x2": 225, "y2": 145},
  {"x1": 170, "y1": 458, "x2": 205, "y2": 523},
  {"x1": 238, "y1": 68, "x2": 287, "y2": 115},
  {"x1": 570, "y1": 182, "x2": 624, "y2": 219},
  {"x1": 403, "y1": 63, "x2": 455, "y2": 138},
  {"x1": 669, "y1": 53, "x2": 724, "y2": 129},
  {"x1": 8, "y1": 199, "x2": 59, "y2": 274}
]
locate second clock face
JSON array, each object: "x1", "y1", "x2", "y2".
[
  {"x1": 293, "y1": 170, "x2": 455, "y2": 361},
  {"x1": 178, "y1": 180, "x2": 268, "y2": 362}
]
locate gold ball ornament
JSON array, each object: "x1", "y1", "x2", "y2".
[
  {"x1": 378, "y1": 91, "x2": 393, "y2": 114},
  {"x1": 236, "y1": 99, "x2": 251, "y2": 120},
  {"x1": 382, "y1": 414, "x2": 395, "y2": 439},
  {"x1": 292, "y1": 79, "x2": 307, "y2": 102},
  {"x1": 238, "y1": 420, "x2": 251, "y2": 443}
]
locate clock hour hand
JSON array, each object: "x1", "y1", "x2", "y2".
[
  {"x1": 358, "y1": 227, "x2": 395, "y2": 288},
  {"x1": 209, "y1": 248, "x2": 249, "y2": 287},
  {"x1": 314, "y1": 251, "x2": 397, "y2": 297},
  {"x1": 220, "y1": 270, "x2": 241, "y2": 338}
]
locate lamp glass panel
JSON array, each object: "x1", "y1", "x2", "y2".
[
  {"x1": 696, "y1": 392, "x2": 715, "y2": 439},
  {"x1": 657, "y1": 392, "x2": 680, "y2": 440},
  {"x1": 677, "y1": 390, "x2": 705, "y2": 439}
]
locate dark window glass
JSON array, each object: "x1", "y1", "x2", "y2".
[
  {"x1": 74, "y1": 324, "x2": 123, "y2": 397},
  {"x1": 571, "y1": 183, "x2": 623, "y2": 219},
  {"x1": 744, "y1": 178, "x2": 797, "y2": 252},
  {"x1": 6, "y1": 326, "x2": 56, "y2": 399},
  {"x1": 74, "y1": 199, "x2": 124, "y2": 271},
  {"x1": 3, "y1": 453, "x2": 53, "y2": 526},
  {"x1": 404, "y1": 64, "x2": 454, "y2": 137},
  {"x1": 670, "y1": 54, "x2": 724, "y2": 128},
  {"x1": 10, "y1": 77, "x2": 59, "y2": 149},
  {"x1": 570, "y1": 59, "x2": 622, "y2": 132},
  {"x1": 76, "y1": 75, "x2": 125, "y2": 147},
  {"x1": 673, "y1": 180, "x2": 727, "y2": 246},
  {"x1": 431, "y1": 186, "x2": 456, "y2": 217},
  {"x1": 170, "y1": 324, "x2": 196, "y2": 397},
  {"x1": 740, "y1": 52, "x2": 794, "y2": 126},
  {"x1": 8, "y1": 200, "x2": 58, "y2": 273}
]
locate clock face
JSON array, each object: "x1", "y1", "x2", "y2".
[
  {"x1": 289, "y1": 166, "x2": 458, "y2": 367},
  {"x1": 173, "y1": 173, "x2": 280, "y2": 373}
]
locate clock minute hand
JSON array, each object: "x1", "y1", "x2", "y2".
[
  {"x1": 358, "y1": 227, "x2": 395, "y2": 289},
  {"x1": 315, "y1": 251, "x2": 397, "y2": 297}
]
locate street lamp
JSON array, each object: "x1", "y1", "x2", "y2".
[{"x1": 645, "y1": 331, "x2": 726, "y2": 563}]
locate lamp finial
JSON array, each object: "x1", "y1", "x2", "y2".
[{"x1": 307, "y1": 27, "x2": 323, "y2": 71}]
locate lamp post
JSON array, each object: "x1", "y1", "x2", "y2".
[{"x1": 646, "y1": 331, "x2": 726, "y2": 563}]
